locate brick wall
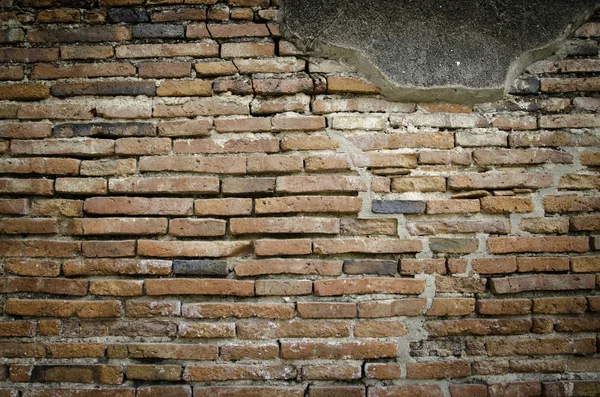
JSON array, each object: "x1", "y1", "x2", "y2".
[{"x1": 0, "y1": 0, "x2": 599, "y2": 396}]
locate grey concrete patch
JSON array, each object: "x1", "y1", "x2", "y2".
[{"x1": 281, "y1": 0, "x2": 599, "y2": 103}]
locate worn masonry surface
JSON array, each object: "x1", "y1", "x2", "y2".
[{"x1": 0, "y1": 0, "x2": 598, "y2": 396}]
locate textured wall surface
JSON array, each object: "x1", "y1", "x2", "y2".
[{"x1": 0, "y1": 0, "x2": 598, "y2": 396}]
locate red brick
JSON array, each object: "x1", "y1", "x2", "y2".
[
  {"x1": 532, "y1": 297, "x2": 587, "y2": 314},
  {"x1": 406, "y1": 360, "x2": 471, "y2": 379},
  {"x1": 426, "y1": 199, "x2": 480, "y2": 214},
  {"x1": 401, "y1": 258, "x2": 446, "y2": 274},
  {"x1": 425, "y1": 298, "x2": 475, "y2": 316},
  {"x1": 90, "y1": 280, "x2": 144, "y2": 296},
  {"x1": 221, "y1": 41, "x2": 275, "y2": 58},
  {"x1": 327, "y1": 76, "x2": 380, "y2": 94},
  {"x1": 358, "y1": 299, "x2": 426, "y2": 317},
  {"x1": 369, "y1": 385, "x2": 444, "y2": 397},
  {"x1": 436, "y1": 276, "x2": 487, "y2": 293},
  {"x1": 47, "y1": 343, "x2": 105, "y2": 358},
  {"x1": 174, "y1": 138, "x2": 278, "y2": 154},
  {"x1": 309, "y1": 386, "x2": 365, "y2": 397},
  {"x1": 118, "y1": 343, "x2": 217, "y2": 360},
  {"x1": 158, "y1": 119, "x2": 212, "y2": 137},
  {"x1": 0, "y1": 240, "x2": 80, "y2": 257},
  {"x1": 64, "y1": 217, "x2": 167, "y2": 235},
  {"x1": 487, "y1": 382, "x2": 541, "y2": 397},
  {"x1": 179, "y1": 322, "x2": 235, "y2": 338},
  {"x1": 231, "y1": 217, "x2": 339, "y2": 234},
  {"x1": 281, "y1": 341, "x2": 396, "y2": 359},
  {"x1": 476, "y1": 299, "x2": 532, "y2": 315},
  {"x1": 271, "y1": 115, "x2": 326, "y2": 131},
  {"x1": 0, "y1": 123, "x2": 51, "y2": 139},
  {"x1": 236, "y1": 258, "x2": 342, "y2": 276},
  {"x1": 302, "y1": 364, "x2": 361, "y2": 380},
  {"x1": 215, "y1": 117, "x2": 271, "y2": 133},
  {"x1": 145, "y1": 279, "x2": 254, "y2": 296},
  {"x1": 487, "y1": 338, "x2": 596, "y2": 356},
  {"x1": 517, "y1": 257, "x2": 570, "y2": 272},
  {"x1": 488, "y1": 236, "x2": 589, "y2": 253},
  {"x1": 426, "y1": 318, "x2": 532, "y2": 337},
  {"x1": 220, "y1": 343, "x2": 280, "y2": 361},
  {"x1": 109, "y1": 177, "x2": 219, "y2": 195},
  {"x1": 125, "y1": 301, "x2": 180, "y2": 317},
  {"x1": 61, "y1": 45, "x2": 114, "y2": 60},
  {"x1": 247, "y1": 155, "x2": 303, "y2": 173},
  {"x1": 314, "y1": 277, "x2": 424, "y2": 296},
  {"x1": 0, "y1": 277, "x2": 86, "y2": 295},
  {"x1": 314, "y1": 238, "x2": 422, "y2": 254},
  {"x1": 449, "y1": 385, "x2": 487, "y2": 397},
  {"x1": 31, "y1": 63, "x2": 134, "y2": 79},
  {"x1": 472, "y1": 257, "x2": 517, "y2": 274},
  {"x1": 491, "y1": 274, "x2": 595, "y2": 293},
  {"x1": 18, "y1": 103, "x2": 94, "y2": 120},
  {"x1": 4, "y1": 259, "x2": 60, "y2": 277},
  {"x1": 449, "y1": 173, "x2": 552, "y2": 190},
  {"x1": 6, "y1": 299, "x2": 121, "y2": 318},
  {"x1": 138, "y1": 386, "x2": 191, "y2": 397},
  {"x1": 184, "y1": 364, "x2": 295, "y2": 381},
  {"x1": 55, "y1": 178, "x2": 107, "y2": 195},
  {"x1": 0, "y1": 48, "x2": 59, "y2": 63},
  {"x1": 63, "y1": 259, "x2": 171, "y2": 276},
  {"x1": 183, "y1": 303, "x2": 293, "y2": 319},
  {"x1": 0, "y1": 218, "x2": 57, "y2": 234},
  {"x1": 255, "y1": 280, "x2": 312, "y2": 296},
  {"x1": 238, "y1": 319, "x2": 349, "y2": 339}
]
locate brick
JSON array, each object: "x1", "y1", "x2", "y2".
[
  {"x1": 559, "y1": 174, "x2": 600, "y2": 190},
  {"x1": 350, "y1": 132, "x2": 455, "y2": 150},
  {"x1": 63, "y1": 259, "x2": 171, "y2": 276},
  {"x1": 353, "y1": 153, "x2": 418, "y2": 168},
  {"x1": 408, "y1": 220, "x2": 509, "y2": 235},
  {"x1": 314, "y1": 238, "x2": 421, "y2": 254},
  {"x1": 341, "y1": 219, "x2": 397, "y2": 236},
  {"x1": 31, "y1": 63, "x2": 135, "y2": 79},
  {"x1": 183, "y1": 303, "x2": 293, "y2": 319},
  {"x1": 23, "y1": 389, "x2": 134, "y2": 397},
  {"x1": 140, "y1": 156, "x2": 244, "y2": 174},
  {"x1": 174, "y1": 138, "x2": 278, "y2": 154},
  {"x1": 490, "y1": 274, "x2": 595, "y2": 294},
  {"x1": 222, "y1": 177, "x2": 275, "y2": 194},
  {"x1": 125, "y1": 301, "x2": 180, "y2": 317},
  {"x1": 400, "y1": 258, "x2": 446, "y2": 275},
  {"x1": 419, "y1": 150, "x2": 472, "y2": 165},
  {"x1": 543, "y1": 381, "x2": 600, "y2": 397},
  {"x1": 85, "y1": 197, "x2": 192, "y2": 216},
  {"x1": 572, "y1": 256, "x2": 600, "y2": 272},
  {"x1": 281, "y1": 135, "x2": 339, "y2": 151},
  {"x1": 271, "y1": 115, "x2": 325, "y2": 131},
  {"x1": 28, "y1": 26, "x2": 131, "y2": 42},
  {"x1": 487, "y1": 382, "x2": 541, "y2": 397},
  {"x1": 178, "y1": 322, "x2": 235, "y2": 338},
  {"x1": 138, "y1": 238, "x2": 249, "y2": 258},
  {"x1": 238, "y1": 319, "x2": 349, "y2": 339},
  {"x1": 215, "y1": 117, "x2": 272, "y2": 132},
  {"x1": 456, "y1": 130, "x2": 508, "y2": 147},
  {"x1": 520, "y1": 217, "x2": 569, "y2": 234},
  {"x1": 488, "y1": 236, "x2": 589, "y2": 253},
  {"x1": 0, "y1": 83, "x2": 49, "y2": 100},
  {"x1": 237, "y1": 258, "x2": 342, "y2": 276},
  {"x1": 425, "y1": 318, "x2": 531, "y2": 337},
  {"x1": 154, "y1": 8, "x2": 207, "y2": 22},
  {"x1": 220, "y1": 343, "x2": 279, "y2": 361},
  {"x1": 358, "y1": 299, "x2": 426, "y2": 317},
  {"x1": 426, "y1": 199, "x2": 480, "y2": 214},
  {"x1": 302, "y1": 364, "x2": 361, "y2": 380},
  {"x1": 235, "y1": 57, "x2": 304, "y2": 73},
  {"x1": 0, "y1": 218, "x2": 57, "y2": 234},
  {"x1": 429, "y1": 238, "x2": 478, "y2": 254},
  {"x1": 47, "y1": 343, "x2": 105, "y2": 358},
  {"x1": 426, "y1": 298, "x2": 475, "y2": 316},
  {"x1": 247, "y1": 155, "x2": 303, "y2": 173},
  {"x1": 435, "y1": 277, "x2": 487, "y2": 293},
  {"x1": 364, "y1": 363, "x2": 401, "y2": 380},
  {"x1": 132, "y1": 24, "x2": 184, "y2": 38},
  {"x1": 487, "y1": 338, "x2": 596, "y2": 356},
  {"x1": 474, "y1": 149, "x2": 572, "y2": 165},
  {"x1": 139, "y1": 62, "x2": 190, "y2": 78},
  {"x1": 327, "y1": 76, "x2": 380, "y2": 94},
  {"x1": 194, "y1": 387, "x2": 303, "y2": 397},
  {"x1": 581, "y1": 151, "x2": 600, "y2": 166},
  {"x1": 51, "y1": 81, "x2": 155, "y2": 97},
  {"x1": 184, "y1": 364, "x2": 296, "y2": 381},
  {"x1": 0, "y1": 277, "x2": 87, "y2": 295},
  {"x1": 53, "y1": 122, "x2": 154, "y2": 137},
  {"x1": 213, "y1": 77, "x2": 253, "y2": 95},
  {"x1": 138, "y1": 386, "x2": 191, "y2": 397},
  {"x1": 449, "y1": 173, "x2": 552, "y2": 190},
  {"x1": 0, "y1": 239, "x2": 80, "y2": 258},
  {"x1": 120, "y1": 343, "x2": 217, "y2": 360},
  {"x1": 169, "y1": 218, "x2": 226, "y2": 237},
  {"x1": 221, "y1": 41, "x2": 275, "y2": 58},
  {"x1": 449, "y1": 385, "x2": 487, "y2": 397},
  {"x1": 281, "y1": 341, "x2": 396, "y2": 359},
  {"x1": 297, "y1": 302, "x2": 356, "y2": 319},
  {"x1": 511, "y1": 130, "x2": 600, "y2": 147},
  {"x1": 314, "y1": 277, "x2": 424, "y2": 296},
  {"x1": 406, "y1": 360, "x2": 470, "y2": 379},
  {"x1": 345, "y1": 259, "x2": 397, "y2": 275},
  {"x1": 541, "y1": 77, "x2": 600, "y2": 92},
  {"x1": 6, "y1": 299, "x2": 121, "y2": 318},
  {"x1": 208, "y1": 23, "x2": 269, "y2": 38},
  {"x1": 12, "y1": 364, "x2": 122, "y2": 385},
  {"x1": 107, "y1": 7, "x2": 148, "y2": 23},
  {"x1": 0, "y1": 123, "x2": 51, "y2": 139},
  {"x1": 61, "y1": 45, "x2": 114, "y2": 60},
  {"x1": 116, "y1": 43, "x2": 218, "y2": 58},
  {"x1": 0, "y1": 321, "x2": 36, "y2": 337},
  {"x1": 195, "y1": 198, "x2": 252, "y2": 216},
  {"x1": 174, "y1": 260, "x2": 228, "y2": 276},
  {"x1": 493, "y1": 115, "x2": 537, "y2": 130},
  {"x1": 255, "y1": 280, "x2": 312, "y2": 296},
  {"x1": 31, "y1": 199, "x2": 83, "y2": 217},
  {"x1": 544, "y1": 195, "x2": 600, "y2": 212},
  {"x1": 472, "y1": 257, "x2": 517, "y2": 274},
  {"x1": 251, "y1": 94, "x2": 310, "y2": 115},
  {"x1": 330, "y1": 114, "x2": 387, "y2": 130},
  {"x1": 64, "y1": 217, "x2": 166, "y2": 236},
  {"x1": 231, "y1": 217, "x2": 339, "y2": 234},
  {"x1": 82, "y1": 241, "x2": 135, "y2": 258},
  {"x1": 568, "y1": 357, "x2": 600, "y2": 372},
  {"x1": 109, "y1": 177, "x2": 219, "y2": 194},
  {"x1": 392, "y1": 113, "x2": 488, "y2": 128},
  {"x1": 5, "y1": 259, "x2": 60, "y2": 277},
  {"x1": 145, "y1": 279, "x2": 254, "y2": 296},
  {"x1": 533, "y1": 297, "x2": 587, "y2": 314},
  {"x1": 80, "y1": 159, "x2": 136, "y2": 176},
  {"x1": 253, "y1": 239, "x2": 312, "y2": 256},
  {"x1": 54, "y1": 178, "x2": 107, "y2": 195},
  {"x1": 476, "y1": 299, "x2": 532, "y2": 315},
  {"x1": 517, "y1": 257, "x2": 570, "y2": 272},
  {"x1": 0, "y1": 343, "x2": 46, "y2": 358},
  {"x1": 12, "y1": 138, "x2": 114, "y2": 156},
  {"x1": 276, "y1": 175, "x2": 367, "y2": 193},
  {"x1": 369, "y1": 385, "x2": 445, "y2": 397},
  {"x1": 1, "y1": 158, "x2": 81, "y2": 176},
  {"x1": 195, "y1": 61, "x2": 238, "y2": 76},
  {"x1": 391, "y1": 176, "x2": 446, "y2": 192},
  {"x1": 0, "y1": 47, "x2": 59, "y2": 63},
  {"x1": 571, "y1": 214, "x2": 600, "y2": 231},
  {"x1": 90, "y1": 280, "x2": 144, "y2": 296},
  {"x1": 158, "y1": 119, "x2": 212, "y2": 137}
]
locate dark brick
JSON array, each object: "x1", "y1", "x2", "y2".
[
  {"x1": 561, "y1": 40, "x2": 599, "y2": 57},
  {"x1": 53, "y1": 123, "x2": 155, "y2": 138},
  {"x1": 27, "y1": 26, "x2": 130, "y2": 43},
  {"x1": 343, "y1": 259, "x2": 397, "y2": 276},
  {"x1": 509, "y1": 78, "x2": 540, "y2": 95},
  {"x1": 173, "y1": 260, "x2": 229, "y2": 277},
  {"x1": 430, "y1": 238, "x2": 478, "y2": 254},
  {"x1": 372, "y1": 200, "x2": 426, "y2": 214},
  {"x1": 592, "y1": 236, "x2": 600, "y2": 250},
  {"x1": 133, "y1": 24, "x2": 184, "y2": 39},
  {"x1": 51, "y1": 81, "x2": 156, "y2": 97},
  {"x1": 107, "y1": 8, "x2": 149, "y2": 23}
]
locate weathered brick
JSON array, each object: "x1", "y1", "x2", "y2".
[
  {"x1": 358, "y1": 299, "x2": 426, "y2": 317},
  {"x1": 327, "y1": 76, "x2": 380, "y2": 94},
  {"x1": 184, "y1": 364, "x2": 296, "y2": 381},
  {"x1": 425, "y1": 318, "x2": 532, "y2": 337},
  {"x1": 341, "y1": 219, "x2": 397, "y2": 236},
  {"x1": 194, "y1": 387, "x2": 302, "y2": 397},
  {"x1": 571, "y1": 256, "x2": 600, "y2": 272},
  {"x1": 0, "y1": 83, "x2": 49, "y2": 100},
  {"x1": 109, "y1": 177, "x2": 219, "y2": 195},
  {"x1": 435, "y1": 277, "x2": 487, "y2": 293},
  {"x1": 6, "y1": 299, "x2": 121, "y2": 318},
  {"x1": 220, "y1": 343, "x2": 280, "y2": 361},
  {"x1": 408, "y1": 220, "x2": 509, "y2": 235},
  {"x1": 281, "y1": 341, "x2": 396, "y2": 359},
  {"x1": 487, "y1": 338, "x2": 596, "y2": 356},
  {"x1": 137, "y1": 386, "x2": 190, "y2": 397},
  {"x1": 350, "y1": 132, "x2": 454, "y2": 150},
  {"x1": 517, "y1": 257, "x2": 570, "y2": 272},
  {"x1": 255, "y1": 280, "x2": 312, "y2": 296},
  {"x1": 117, "y1": 43, "x2": 218, "y2": 58},
  {"x1": 235, "y1": 57, "x2": 304, "y2": 73},
  {"x1": 314, "y1": 277, "x2": 424, "y2": 296},
  {"x1": 222, "y1": 41, "x2": 275, "y2": 58},
  {"x1": 5, "y1": 259, "x2": 60, "y2": 277},
  {"x1": 28, "y1": 26, "x2": 131, "y2": 42},
  {"x1": 533, "y1": 297, "x2": 587, "y2": 314},
  {"x1": 477, "y1": 299, "x2": 532, "y2": 315},
  {"x1": 125, "y1": 301, "x2": 180, "y2": 317},
  {"x1": 183, "y1": 303, "x2": 293, "y2": 319},
  {"x1": 146, "y1": 279, "x2": 254, "y2": 296},
  {"x1": 406, "y1": 360, "x2": 471, "y2": 379},
  {"x1": 488, "y1": 236, "x2": 589, "y2": 253},
  {"x1": 174, "y1": 138, "x2": 278, "y2": 154},
  {"x1": 369, "y1": 385, "x2": 445, "y2": 397},
  {"x1": 425, "y1": 298, "x2": 475, "y2": 316},
  {"x1": 63, "y1": 259, "x2": 171, "y2": 276},
  {"x1": 520, "y1": 217, "x2": 569, "y2": 234},
  {"x1": 179, "y1": 322, "x2": 235, "y2": 338},
  {"x1": 238, "y1": 319, "x2": 349, "y2": 339},
  {"x1": 491, "y1": 274, "x2": 595, "y2": 294}
]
